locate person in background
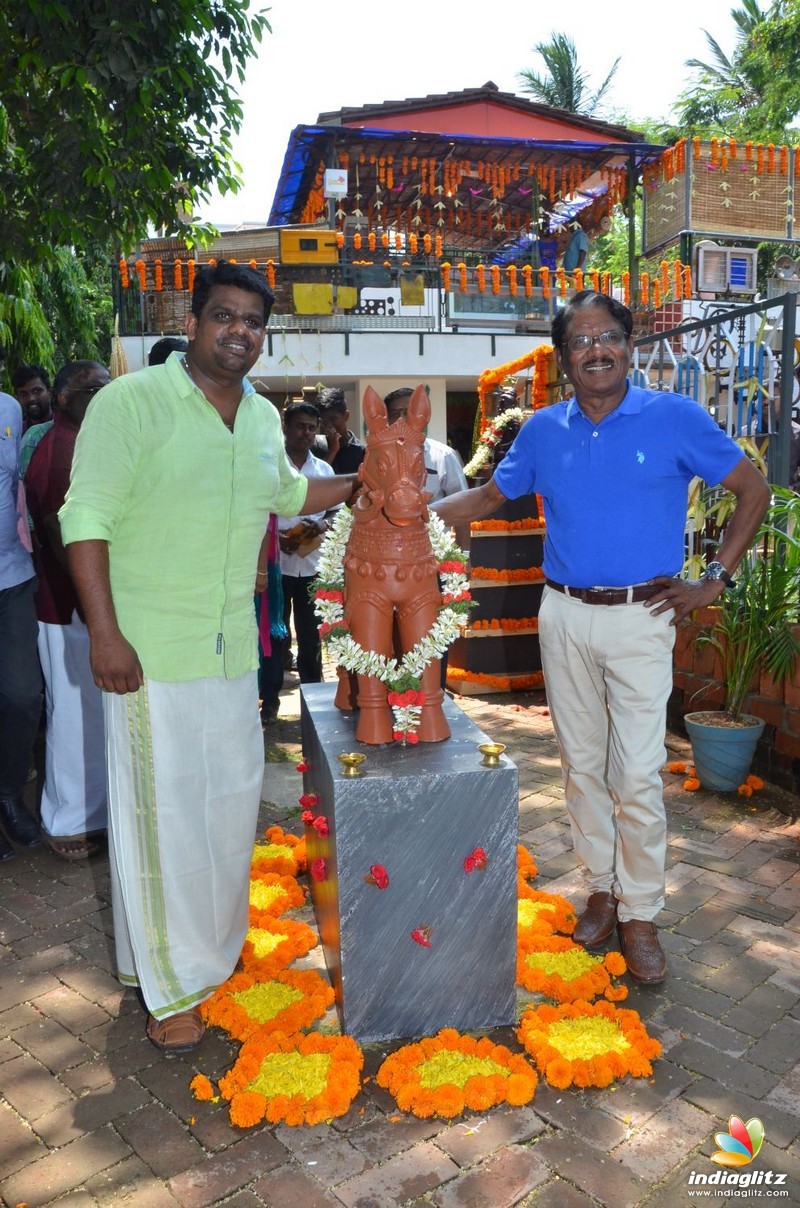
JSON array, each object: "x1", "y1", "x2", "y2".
[
  {"x1": 561, "y1": 217, "x2": 590, "y2": 273},
  {"x1": 432, "y1": 290, "x2": 770, "y2": 985},
  {"x1": 317, "y1": 387, "x2": 366, "y2": 474},
  {"x1": 0, "y1": 387, "x2": 42, "y2": 861},
  {"x1": 278, "y1": 402, "x2": 338, "y2": 687},
  {"x1": 26, "y1": 361, "x2": 110, "y2": 859},
  {"x1": 14, "y1": 366, "x2": 55, "y2": 474},
  {"x1": 60, "y1": 261, "x2": 357, "y2": 1052},
  {"x1": 255, "y1": 514, "x2": 287, "y2": 726},
  {"x1": 148, "y1": 336, "x2": 188, "y2": 367}
]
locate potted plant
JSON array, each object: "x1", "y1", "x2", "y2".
[{"x1": 685, "y1": 487, "x2": 800, "y2": 791}]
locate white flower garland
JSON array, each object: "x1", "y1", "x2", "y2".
[
  {"x1": 464, "y1": 407, "x2": 530, "y2": 478},
  {"x1": 313, "y1": 508, "x2": 472, "y2": 741}
]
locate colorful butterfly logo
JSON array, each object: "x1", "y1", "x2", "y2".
[{"x1": 711, "y1": 1115, "x2": 764, "y2": 1167}]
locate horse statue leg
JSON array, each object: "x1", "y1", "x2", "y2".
[
  {"x1": 344, "y1": 585, "x2": 396, "y2": 745},
  {"x1": 396, "y1": 589, "x2": 451, "y2": 743}
]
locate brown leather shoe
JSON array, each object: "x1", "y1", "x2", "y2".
[
  {"x1": 573, "y1": 891, "x2": 618, "y2": 948},
  {"x1": 618, "y1": 920, "x2": 666, "y2": 984}
]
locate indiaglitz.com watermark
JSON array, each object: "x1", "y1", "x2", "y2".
[{"x1": 686, "y1": 1168, "x2": 789, "y2": 1197}]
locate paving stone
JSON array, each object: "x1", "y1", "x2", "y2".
[
  {"x1": 33, "y1": 982, "x2": 112, "y2": 1035},
  {"x1": 432, "y1": 1142, "x2": 549, "y2": 1208},
  {"x1": 727, "y1": 913, "x2": 800, "y2": 950},
  {"x1": 167, "y1": 1131, "x2": 288, "y2": 1207},
  {"x1": 0, "y1": 1125, "x2": 132, "y2": 1208},
  {"x1": 273, "y1": 1122, "x2": 371, "y2": 1182},
  {"x1": 56, "y1": 961, "x2": 126, "y2": 1007},
  {"x1": 530, "y1": 1134, "x2": 649, "y2": 1207},
  {"x1": 434, "y1": 1105, "x2": 546, "y2": 1167},
  {"x1": 0, "y1": 1099, "x2": 46, "y2": 1179},
  {"x1": 658, "y1": 1005, "x2": 751, "y2": 1056},
  {"x1": 349, "y1": 1112, "x2": 441, "y2": 1163},
  {"x1": 330, "y1": 1096, "x2": 384, "y2": 1135},
  {"x1": 85, "y1": 1153, "x2": 183, "y2": 1207},
  {"x1": 612, "y1": 1097, "x2": 713, "y2": 1183},
  {"x1": 664, "y1": 975, "x2": 735, "y2": 1019},
  {"x1": 682, "y1": 1077, "x2": 800, "y2": 1149},
  {"x1": 765, "y1": 1060, "x2": 800, "y2": 1115},
  {"x1": 0, "y1": 1052, "x2": 74, "y2": 1121},
  {"x1": 254, "y1": 1162, "x2": 349, "y2": 1207},
  {"x1": 593, "y1": 1059, "x2": 696, "y2": 1125},
  {"x1": 112, "y1": 1101, "x2": 207, "y2": 1179},
  {"x1": 33, "y1": 1075, "x2": 151, "y2": 1148},
  {"x1": 532, "y1": 1085, "x2": 628, "y2": 1149},
  {"x1": 12, "y1": 1015, "x2": 99, "y2": 1073},
  {"x1": 674, "y1": 903, "x2": 739, "y2": 941},
  {"x1": 527, "y1": 1179, "x2": 600, "y2": 1208},
  {"x1": 335, "y1": 1141, "x2": 460, "y2": 1208},
  {"x1": 702, "y1": 955, "x2": 780, "y2": 1002},
  {"x1": 745, "y1": 1017, "x2": 800, "y2": 1074},
  {"x1": 0, "y1": 969, "x2": 63, "y2": 1013},
  {"x1": 723, "y1": 983, "x2": 799, "y2": 1036},
  {"x1": 668, "y1": 1039, "x2": 778, "y2": 1098}
]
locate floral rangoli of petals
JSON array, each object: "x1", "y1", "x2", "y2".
[
  {"x1": 251, "y1": 826, "x2": 307, "y2": 875},
  {"x1": 248, "y1": 871, "x2": 305, "y2": 925},
  {"x1": 517, "y1": 888, "x2": 577, "y2": 937},
  {"x1": 376, "y1": 1028, "x2": 537, "y2": 1119},
  {"x1": 240, "y1": 917, "x2": 318, "y2": 980},
  {"x1": 200, "y1": 968, "x2": 334, "y2": 1042},
  {"x1": 219, "y1": 1031, "x2": 364, "y2": 1127},
  {"x1": 517, "y1": 844, "x2": 538, "y2": 883},
  {"x1": 518, "y1": 999, "x2": 662, "y2": 1089},
  {"x1": 516, "y1": 934, "x2": 627, "y2": 1002}
]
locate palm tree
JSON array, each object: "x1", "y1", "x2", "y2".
[
  {"x1": 517, "y1": 33, "x2": 620, "y2": 116},
  {"x1": 685, "y1": 0, "x2": 766, "y2": 98}
]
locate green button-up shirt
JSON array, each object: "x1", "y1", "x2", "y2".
[{"x1": 59, "y1": 354, "x2": 308, "y2": 682}]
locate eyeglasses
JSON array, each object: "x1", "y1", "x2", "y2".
[
  {"x1": 565, "y1": 329, "x2": 628, "y2": 353},
  {"x1": 68, "y1": 383, "x2": 107, "y2": 397}
]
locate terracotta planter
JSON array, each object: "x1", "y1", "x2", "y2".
[{"x1": 684, "y1": 711, "x2": 765, "y2": 793}]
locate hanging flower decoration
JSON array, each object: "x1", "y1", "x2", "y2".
[
  {"x1": 154, "y1": 259, "x2": 163, "y2": 292},
  {"x1": 239, "y1": 917, "x2": 318, "y2": 981},
  {"x1": 470, "y1": 566, "x2": 545, "y2": 583},
  {"x1": 134, "y1": 259, "x2": 146, "y2": 289},
  {"x1": 119, "y1": 259, "x2": 129, "y2": 288},
  {"x1": 446, "y1": 667, "x2": 545, "y2": 691},
  {"x1": 249, "y1": 870, "x2": 305, "y2": 926},
  {"x1": 187, "y1": 260, "x2": 196, "y2": 293},
  {"x1": 314, "y1": 509, "x2": 472, "y2": 743},
  {"x1": 174, "y1": 259, "x2": 183, "y2": 290},
  {"x1": 517, "y1": 934, "x2": 628, "y2": 1002},
  {"x1": 200, "y1": 968, "x2": 334, "y2": 1043},
  {"x1": 517, "y1": 888, "x2": 577, "y2": 938},
  {"x1": 518, "y1": 1000, "x2": 662, "y2": 1089},
  {"x1": 218, "y1": 1031, "x2": 364, "y2": 1128},
  {"x1": 464, "y1": 407, "x2": 530, "y2": 477},
  {"x1": 376, "y1": 1029, "x2": 538, "y2": 1118}
]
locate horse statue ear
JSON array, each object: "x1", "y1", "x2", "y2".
[
  {"x1": 362, "y1": 386, "x2": 388, "y2": 434},
  {"x1": 406, "y1": 384, "x2": 431, "y2": 432}
]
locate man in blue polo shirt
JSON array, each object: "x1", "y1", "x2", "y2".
[{"x1": 433, "y1": 290, "x2": 770, "y2": 984}]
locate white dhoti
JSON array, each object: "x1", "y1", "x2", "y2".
[
  {"x1": 103, "y1": 672, "x2": 263, "y2": 1019},
  {"x1": 38, "y1": 613, "x2": 107, "y2": 839}
]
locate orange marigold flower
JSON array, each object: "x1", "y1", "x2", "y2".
[
  {"x1": 229, "y1": 1091, "x2": 267, "y2": 1128},
  {"x1": 684, "y1": 778, "x2": 701, "y2": 791},
  {"x1": 745, "y1": 775, "x2": 764, "y2": 790},
  {"x1": 190, "y1": 1074, "x2": 215, "y2": 1101},
  {"x1": 545, "y1": 1058, "x2": 573, "y2": 1088},
  {"x1": 737, "y1": 784, "x2": 753, "y2": 797},
  {"x1": 667, "y1": 761, "x2": 686, "y2": 773}
]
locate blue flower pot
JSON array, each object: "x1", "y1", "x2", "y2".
[{"x1": 684, "y1": 711, "x2": 766, "y2": 793}]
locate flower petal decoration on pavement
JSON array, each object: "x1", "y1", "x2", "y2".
[
  {"x1": 248, "y1": 871, "x2": 305, "y2": 927},
  {"x1": 518, "y1": 999, "x2": 662, "y2": 1089},
  {"x1": 217, "y1": 1031, "x2": 364, "y2": 1128},
  {"x1": 252, "y1": 825, "x2": 307, "y2": 876},
  {"x1": 376, "y1": 1028, "x2": 538, "y2": 1118},
  {"x1": 239, "y1": 918, "x2": 318, "y2": 981},
  {"x1": 200, "y1": 968, "x2": 335, "y2": 1042},
  {"x1": 517, "y1": 887, "x2": 577, "y2": 938},
  {"x1": 517, "y1": 934, "x2": 628, "y2": 1002},
  {"x1": 517, "y1": 843, "x2": 538, "y2": 883}
]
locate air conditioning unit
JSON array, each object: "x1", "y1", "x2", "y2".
[{"x1": 696, "y1": 241, "x2": 758, "y2": 295}]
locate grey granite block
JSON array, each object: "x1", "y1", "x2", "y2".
[{"x1": 300, "y1": 684, "x2": 518, "y2": 1042}]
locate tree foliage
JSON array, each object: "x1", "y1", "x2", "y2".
[
  {"x1": 676, "y1": 0, "x2": 800, "y2": 141},
  {"x1": 517, "y1": 33, "x2": 619, "y2": 117},
  {"x1": 0, "y1": 0, "x2": 271, "y2": 263}
]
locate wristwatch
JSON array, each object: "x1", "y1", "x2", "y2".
[{"x1": 701, "y1": 561, "x2": 736, "y2": 589}]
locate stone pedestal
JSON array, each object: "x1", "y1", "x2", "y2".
[{"x1": 300, "y1": 684, "x2": 518, "y2": 1043}]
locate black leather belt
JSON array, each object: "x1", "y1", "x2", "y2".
[{"x1": 545, "y1": 579, "x2": 654, "y2": 605}]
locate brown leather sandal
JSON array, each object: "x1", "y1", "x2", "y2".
[{"x1": 146, "y1": 1007, "x2": 205, "y2": 1053}]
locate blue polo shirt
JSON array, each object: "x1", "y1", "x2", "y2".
[{"x1": 494, "y1": 383, "x2": 744, "y2": 588}]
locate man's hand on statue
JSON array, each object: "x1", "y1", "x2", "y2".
[
  {"x1": 90, "y1": 632, "x2": 144, "y2": 694},
  {"x1": 644, "y1": 575, "x2": 725, "y2": 624}
]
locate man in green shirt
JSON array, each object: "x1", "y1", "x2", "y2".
[{"x1": 61, "y1": 261, "x2": 356, "y2": 1053}]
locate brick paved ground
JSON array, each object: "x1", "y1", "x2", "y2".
[{"x1": 1, "y1": 678, "x2": 799, "y2": 1208}]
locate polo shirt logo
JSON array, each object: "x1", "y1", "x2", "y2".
[{"x1": 636, "y1": 450, "x2": 645, "y2": 463}]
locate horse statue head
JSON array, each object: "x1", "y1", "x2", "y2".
[{"x1": 353, "y1": 385, "x2": 432, "y2": 527}]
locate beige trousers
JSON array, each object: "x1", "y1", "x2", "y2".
[{"x1": 538, "y1": 586, "x2": 676, "y2": 922}]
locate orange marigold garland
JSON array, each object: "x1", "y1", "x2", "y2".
[
  {"x1": 518, "y1": 999, "x2": 662, "y2": 1089},
  {"x1": 447, "y1": 668, "x2": 545, "y2": 692},
  {"x1": 376, "y1": 1028, "x2": 538, "y2": 1118},
  {"x1": 239, "y1": 917, "x2": 318, "y2": 980},
  {"x1": 517, "y1": 934, "x2": 628, "y2": 1002},
  {"x1": 200, "y1": 968, "x2": 334, "y2": 1042},
  {"x1": 218, "y1": 1031, "x2": 364, "y2": 1128}
]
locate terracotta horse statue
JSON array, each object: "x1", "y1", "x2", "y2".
[{"x1": 333, "y1": 385, "x2": 450, "y2": 745}]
